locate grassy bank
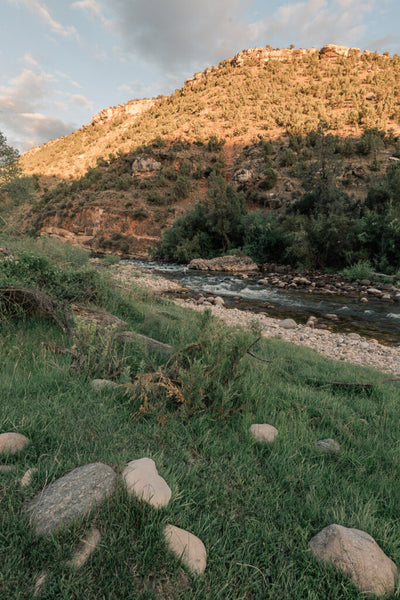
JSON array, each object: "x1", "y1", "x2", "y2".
[{"x1": 1, "y1": 242, "x2": 400, "y2": 599}]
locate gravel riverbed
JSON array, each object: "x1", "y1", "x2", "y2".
[{"x1": 113, "y1": 265, "x2": 400, "y2": 376}]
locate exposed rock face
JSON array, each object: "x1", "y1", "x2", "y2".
[
  {"x1": 25, "y1": 463, "x2": 117, "y2": 536},
  {"x1": 188, "y1": 255, "x2": 258, "y2": 273},
  {"x1": 320, "y1": 44, "x2": 361, "y2": 59},
  {"x1": 310, "y1": 524, "x2": 398, "y2": 597},
  {"x1": 132, "y1": 156, "x2": 162, "y2": 173},
  {"x1": 90, "y1": 98, "x2": 155, "y2": 127}
]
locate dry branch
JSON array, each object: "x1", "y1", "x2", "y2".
[{"x1": 116, "y1": 330, "x2": 173, "y2": 356}]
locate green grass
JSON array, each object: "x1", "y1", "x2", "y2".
[{"x1": 1, "y1": 256, "x2": 400, "y2": 598}]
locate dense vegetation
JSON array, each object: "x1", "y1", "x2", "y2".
[
  {"x1": 1, "y1": 238, "x2": 400, "y2": 599},
  {"x1": 157, "y1": 128, "x2": 400, "y2": 274}
]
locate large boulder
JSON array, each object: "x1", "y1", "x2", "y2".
[
  {"x1": 132, "y1": 157, "x2": 162, "y2": 173},
  {"x1": 25, "y1": 463, "x2": 116, "y2": 536},
  {"x1": 188, "y1": 255, "x2": 258, "y2": 273},
  {"x1": 310, "y1": 524, "x2": 398, "y2": 597}
]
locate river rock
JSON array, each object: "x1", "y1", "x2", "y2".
[
  {"x1": 250, "y1": 424, "x2": 278, "y2": 443},
  {"x1": 164, "y1": 524, "x2": 207, "y2": 574},
  {"x1": 316, "y1": 439, "x2": 340, "y2": 454},
  {"x1": 310, "y1": 524, "x2": 398, "y2": 596},
  {"x1": 0, "y1": 432, "x2": 29, "y2": 454},
  {"x1": 66, "y1": 527, "x2": 101, "y2": 569},
  {"x1": 279, "y1": 318, "x2": 297, "y2": 329},
  {"x1": 122, "y1": 457, "x2": 171, "y2": 508},
  {"x1": 188, "y1": 255, "x2": 258, "y2": 273},
  {"x1": 25, "y1": 463, "x2": 116, "y2": 536}
]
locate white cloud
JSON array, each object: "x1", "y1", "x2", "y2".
[
  {"x1": 11, "y1": 0, "x2": 78, "y2": 37},
  {"x1": 249, "y1": 0, "x2": 377, "y2": 49},
  {"x1": 0, "y1": 62, "x2": 75, "y2": 150},
  {"x1": 104, "y1": 0, "x2": 252, "y2": 70}
]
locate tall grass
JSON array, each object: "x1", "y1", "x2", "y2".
[{"x1": 1, "y1": 246, "x2": 399, "y2": 598}]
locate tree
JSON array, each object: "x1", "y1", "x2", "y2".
[{"x1": 0, "y1": 132, "x2": 20, "y2": 191}]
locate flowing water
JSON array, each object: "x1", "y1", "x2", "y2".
[{"x1": 128, "y1": 260, "x2": 400, "y2": 345}]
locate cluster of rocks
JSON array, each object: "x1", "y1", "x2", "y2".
[
  {"x1": 2, "y1": 416, "x2": 399, "y2": 595},
  {"x1": 258, "y1": 270, "x2": 400, "y2": 303},
  {"x1": 249, "y1": 424, "x2": 397, "y2": 597},
  {"x1": 1, "y1": 432, "x2": 207, "y2": 595}
]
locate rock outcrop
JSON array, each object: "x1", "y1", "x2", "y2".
[{"x1": 188, "y1": 255, "x2": 258, "y2": 273}]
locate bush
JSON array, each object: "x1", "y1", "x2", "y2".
[{"x1": 341, "y1": 260, "x2": 373, "y2": 280}]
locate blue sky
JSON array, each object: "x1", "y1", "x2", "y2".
[{"x1": 1, "y1": 0, "x2": 400, "y2": 151}]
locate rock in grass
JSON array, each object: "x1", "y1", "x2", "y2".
[
  {"x1": 20, "y1": 468, "x2": 37, "y2": 487},
  {"x1": 316, "y1": 439, "x2": 340, "y2": 454},
  {"x1": 279, "y1": 318, "x2": 297, "y2": 329},
  {"x1": 123, "y1": 458, "x2": 171, "y2": 508},
  {"x1": 0, "y1": 464, "x2": 16, "y2": 473},
  {"x1": 0, "y1": 432, "x2": 29, "y2": 454},
  {"x1": 91, "y1": 379, "x2": 118, "y2": 391},
  {"x1": 310, "y1": 524, "x2": 398, "y2": 597},
  {"x1": 25, "y1": 463, "x2": 116, "y2": 536},
  {"x1": 250, "y1": 424, "x2": 278, "y2": 443},
  {"x1": 33, "y1": 571, "x2": 48, "y2": 597},
  {"x1": 66, "y1": 527, "x2": 101, "y2": 569},
  {"x1": 164, "y1": 524, "x2": 207, "y2": 575}
]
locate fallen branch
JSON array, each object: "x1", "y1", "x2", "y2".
[{"x1": 116, "y1": 330, "x2": 173, "y2": 356}]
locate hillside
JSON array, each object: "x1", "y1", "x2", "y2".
[
  {"x1": 10, "y1": 44, "x2": 400, "y2": 263},
  {"x1": 21, "y1": 44, "x2": 400, "y2": 179}
]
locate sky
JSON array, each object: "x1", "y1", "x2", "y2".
[{"x1": 1, "y1": 0, "x2": 400, "y2": 151}]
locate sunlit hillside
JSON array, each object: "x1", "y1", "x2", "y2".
[{"x1": 21, "y1": 45, "x2": 400, "y2": 179}]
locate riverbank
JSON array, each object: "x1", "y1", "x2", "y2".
[{"x1": 112, "y1": 264, "x2": 400, "y2": 376}]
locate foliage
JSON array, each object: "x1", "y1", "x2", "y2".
[
  {"x1": 341, "y1": 260, "x2": 373, "y2": 280},
  {"x1": 0, "y1": 250, "x2": 106, "y2": 304},
  {"x1": 241, "y1": 211, "x2": 287, "y2": 264},
  {"x1": 0, "y1": 132, "x2": 20, "y2": 190},
  {"x1": 156, "y1": 172, "x2": 246, "y2": 261}
]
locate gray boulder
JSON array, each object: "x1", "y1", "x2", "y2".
[
  {"x1": 310, "y1": 524, "x2": 398, "y2": 597},
  {"x1": 25, "y1": 463, "x2": 116, "y2": 536}
]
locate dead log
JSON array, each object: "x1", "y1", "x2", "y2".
[{"x1": 116, "y1": 330, "x2": 173, "y2": 356}]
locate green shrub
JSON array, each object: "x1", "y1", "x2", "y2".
[{"x1": 341, "y1": 260, "x2": 373, "y2": 280}]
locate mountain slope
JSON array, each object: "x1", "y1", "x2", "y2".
[{"x1": 21, "y1": 44, "x2": 400, "y2": 179}]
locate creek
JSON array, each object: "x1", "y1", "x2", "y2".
[{"x1": 128, "y1": 260, "x2": 400, "y2": 346}]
